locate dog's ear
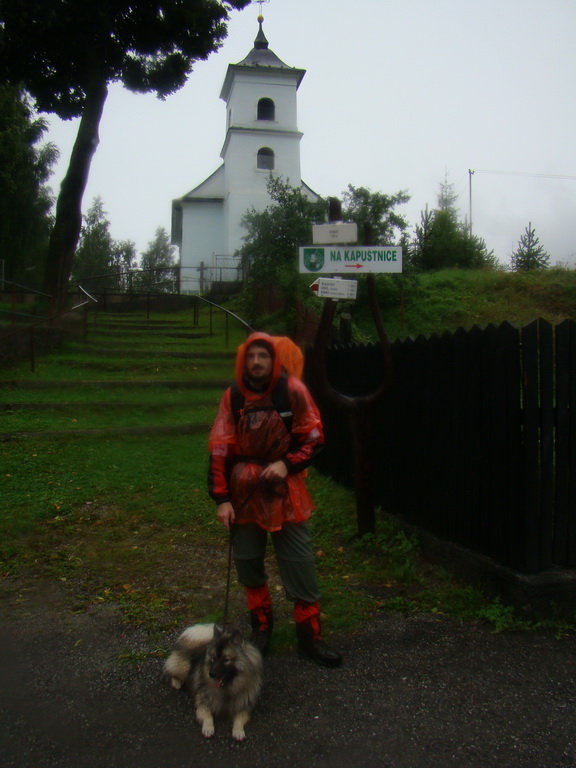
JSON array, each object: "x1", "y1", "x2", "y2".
[
  {"x1": 230, "y1": 628, "x2": 244, "y2": 646},
  {"x1": 213, "y1": 624, "x2": 223, "y2": 639}
]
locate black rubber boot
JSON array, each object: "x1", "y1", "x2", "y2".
[
  {"x1": 295, "y1": 620, "x2": 342, "y2": 668},
  {"x1": 249, "y1": 610, "x2": 274, "y2": 655}
]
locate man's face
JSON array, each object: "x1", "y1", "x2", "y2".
[{"x1": 245, "y1": 344, "x2": 273, "y2": 384}]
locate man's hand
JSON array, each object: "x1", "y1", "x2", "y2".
[
  {"x1": 260, "y1": 460, "x2": 288, "y2": 483},
  {"x1": 217, "y1": 501, "x2": 235, "y2": 531}
]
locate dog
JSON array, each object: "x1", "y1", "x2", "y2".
[{"x1": 164, "y1": 623, "x2": 263, "y2": 741}]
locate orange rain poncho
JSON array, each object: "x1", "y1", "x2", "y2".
[{"x1": 208, "y1": 333, "x2": 324, "y2": 532}]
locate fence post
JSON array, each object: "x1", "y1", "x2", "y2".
[
  {"x1": 11, "y1": 283, "x2": 17, "y2": 325},
  {"x1": 29, "y1": 326, "x2": 35, "y2": 372}
]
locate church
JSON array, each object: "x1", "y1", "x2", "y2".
[{"x1": 171, "y1": 15, "x2": 318, "y2": 293}]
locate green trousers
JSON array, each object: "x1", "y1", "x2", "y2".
[{"x1": 232, "y1": 521, "x2": 321, "y2": 604}]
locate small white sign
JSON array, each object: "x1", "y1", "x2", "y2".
[
  {"x1": 300, "y1": 245, "x2": 402, "y2": 274},
  {"x1": 310, "y1": 277, "x2": 358, "y2": 300},
  {"x1": 312, "y1": 222, "x2": 358, "y2": 244}
]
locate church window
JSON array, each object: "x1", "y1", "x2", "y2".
[
  {"x1": 257, "y1": 98, "x2": 275, "y2": 121},
  {"x1": 257, "y1": 147, "x2": 275, "y2": 170}
]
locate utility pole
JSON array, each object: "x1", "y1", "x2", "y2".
[{"x1": 468, "y1": 169, "x2": 474, "y2": 236}]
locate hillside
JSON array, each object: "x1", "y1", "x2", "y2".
[{"x1": 353, "y1": 268, "x2": 576, "y2": 342}]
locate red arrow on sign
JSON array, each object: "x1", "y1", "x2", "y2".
[{"x1": 345, "y1": 264, "x2": 364, "y2": 269}]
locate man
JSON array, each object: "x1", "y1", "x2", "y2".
[{"x1": 208, "y1": 332, "x2": 342, "y2": 667}]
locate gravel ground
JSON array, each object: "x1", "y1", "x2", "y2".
[{"x1": 1, "y1": 578, "x2": 575, "y2": 768}]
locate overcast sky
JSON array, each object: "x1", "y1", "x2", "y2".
[{"x1": 44, "y1": 0, "x2": 576, "y2": 267}]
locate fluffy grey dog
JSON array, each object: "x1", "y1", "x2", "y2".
[{"x1": 165, "y1": 623, "x2": 263, "y2": 741}]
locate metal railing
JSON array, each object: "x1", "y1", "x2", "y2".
[
  {"x1": 0, "y1": 283, "x2": 98, "y2": 372},
  {"x1": 193, "y1": 295, "x2": 254, "y2": 346}
]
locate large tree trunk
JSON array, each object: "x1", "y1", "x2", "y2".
[{"x1": 45, "y1": 80, "x2": 108, "y2": 311}]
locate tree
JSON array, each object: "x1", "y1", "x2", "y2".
[
  {"x1": 437, "y1": 175, "x2": 459, "y2": 212},
  {"x1": 238, "y1": 175, "x2": 326, "y2": 326},
  {"x1": 138, "y1": 227, "x2": 178, "y2": 293},
  {"x1": 341, "y1": 184, "x2": 410, "y2": 245},
  {"x1": 240, "y1": 175, "x2": 327, "y2": 281},
  {"x1": 0, "y1": 85, "x2": 58, "y2": 288},
  {"x1": 111, "y1": 240, "x2": 139, "y2": 292},
  {"x1": 411, "y1": 180, "x2": 496, "y2": 271},
  {"x1": 1, "y1": 0, "x2": 250, "y2": 309},
  {"x1": 510, "y1": 223, "x2": 550, "y2": 271},
  {"x1": 72, "y1": 196, "x2": 116, "y2": 292}
]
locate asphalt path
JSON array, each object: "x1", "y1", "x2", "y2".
[{"x1": 1, "y1": 579, "x2": 575, "y2": 768}]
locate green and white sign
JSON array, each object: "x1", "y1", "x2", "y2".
[{"x1": 299, "y1": 245, "x2": 402, "y2": 274}]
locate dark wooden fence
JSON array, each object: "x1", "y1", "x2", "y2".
[{"x1": 306, "y1": 319, "x2": 576, "y2": 575}]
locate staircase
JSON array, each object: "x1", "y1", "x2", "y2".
[{"x1": 0, "y1": 308, "x2": 241, "y2": 441}]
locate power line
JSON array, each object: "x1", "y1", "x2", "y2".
[
  {"x1": 473, "y1": 170, "x2": 576, "y2": 181},
  {"x1": 468, "y1": 169, "x2": 576, "y2": 237}
]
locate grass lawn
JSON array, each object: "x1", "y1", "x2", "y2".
[{"x1": 1, "y1": 303, "x2": 574, "y2": 647}]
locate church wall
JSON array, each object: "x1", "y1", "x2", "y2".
[
  {"x1": 179, "y1": 201, "x2": 225, "y2": 293},
  {"x1": 223, "y1": 129, "x2": 302, "y2": 256}
]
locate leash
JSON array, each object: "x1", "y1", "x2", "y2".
[
  {"x1": 220, "y1": 476, "x2": 267, "y2": 627},
  {"x1": 222, "y1": 524, "x2": 235, "y2": 628}
]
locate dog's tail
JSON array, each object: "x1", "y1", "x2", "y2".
[{"x1": 164, "y1": 624, "x2": 215, "y2": 689}]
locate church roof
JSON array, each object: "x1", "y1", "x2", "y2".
[
  {"x1": 237, "y1": 20, "x2": 292, "y2": 69},
  {"x1": 220, "y1": 19, "x2": 305, "y2": 100}
]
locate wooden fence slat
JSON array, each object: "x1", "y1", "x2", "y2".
[
  {"x1": 498, "y1": 322, "x2": 523, "y2": 571},
  {"x1": 539, "y1": 319, "x2": 555, "y2": 569},
  {"x1": 569, "y1": 320, "x2": 576, "y2": 567},
  {"x1": 479, "y1": 324, "x2": 509, "y2": 564},
  {"x1": 559, "y1": 320, "x2": 576, "y2": 567},
  {"x1": 521, "y1": 320, "x2": 543, "y2": 571},
  {"x1": 554, "y1": 320, "x2": 571, "y2": 565}
]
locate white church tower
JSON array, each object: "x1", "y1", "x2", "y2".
[{"x1": 171, "y1": 15, "x2": 318, "y2": 293}]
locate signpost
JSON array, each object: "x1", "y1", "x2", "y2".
[
  {"x1": 310, "y1": 277, "x2": 358, "y2": 300},
  {"x1": 300, "y1": 245, "x2": 402, "y2": 274},
  {"x1": 312, "y1": 222, "x2": 358, "y2": 244},
  {"x1": 304, "y1": 221, "x2": 401, "y2": 535}
]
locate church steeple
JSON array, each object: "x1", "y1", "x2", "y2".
[
  {"x1": 254, "y1": 18, "x2": 268, "y2": 50},
  {"x1": 172, "y1": 13, "x2": 317, "y2": 287}
]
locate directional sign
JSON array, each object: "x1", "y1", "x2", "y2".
[
  {"x1": 312, "y1": 222, "x2": 358, "y2": 244},
  {"x1": 310, "y1": 277, "x2": 358, "y2": 300},
  {"x1": 299, "y1": 245, "x2": 402, "y2": 274}
]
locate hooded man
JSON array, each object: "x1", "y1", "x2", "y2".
[{"x1": 208, "y1": 332, "x2": 342, "y2": 667}]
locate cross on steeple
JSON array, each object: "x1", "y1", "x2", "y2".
[{"x1": 254, "y1": 0, "x2": 270, "y2": 22}]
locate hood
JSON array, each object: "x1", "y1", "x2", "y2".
[{"x1": 234, "y1": 332, "x2": 283, "y2": 399}]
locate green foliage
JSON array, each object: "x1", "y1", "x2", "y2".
[
  {"x1": 72, "y1": 196, "x2": 115, "y2": 288},
  {"x1": 71, "y1": 197, "x2": 143, "y2": 293},
  {"x1": 239, "y1": 176, "x2": 414, "y2": 331},
  {"x1": 0, "y1": 85, "x2": 58, "y2": 288},
  {"x1": 137, "y1": 227, "x2": 178, "y2": 293},
  {"x1": 342, "y1": 184, "x2": 410, "y2": 245},
  {"x1": 240, "y1": 175, "x2": 326, "y2": 278},
  {"x1": 345, "y1": 267, "x2": 576, "y2": 342},
  {"x1": 412, "y1": 207, "x2": 496, "y2": 271},
  {"x1": 239, "y1": 175, "x2": 326, "y2": 326},
  {"x1": 510, "y1": 222, "x2": 550, "y2": 271},
  {"x1": 1, "y1": 1, "x2": 252, "y2": 118},
  {"x1": 410, "y1": 177, "x2": 496, "y2": 272}
]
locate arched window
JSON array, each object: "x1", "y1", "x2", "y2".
[
  {"x1": 257, "y1": 98, "x2": 275, "y2": 121},
  {"x1": 257, "y1": 147, "x2": 275, "y2": 170}
]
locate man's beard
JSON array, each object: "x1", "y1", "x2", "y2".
[{"x1": 245, "y1": 367, "x2": 271, "y2": 387}]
